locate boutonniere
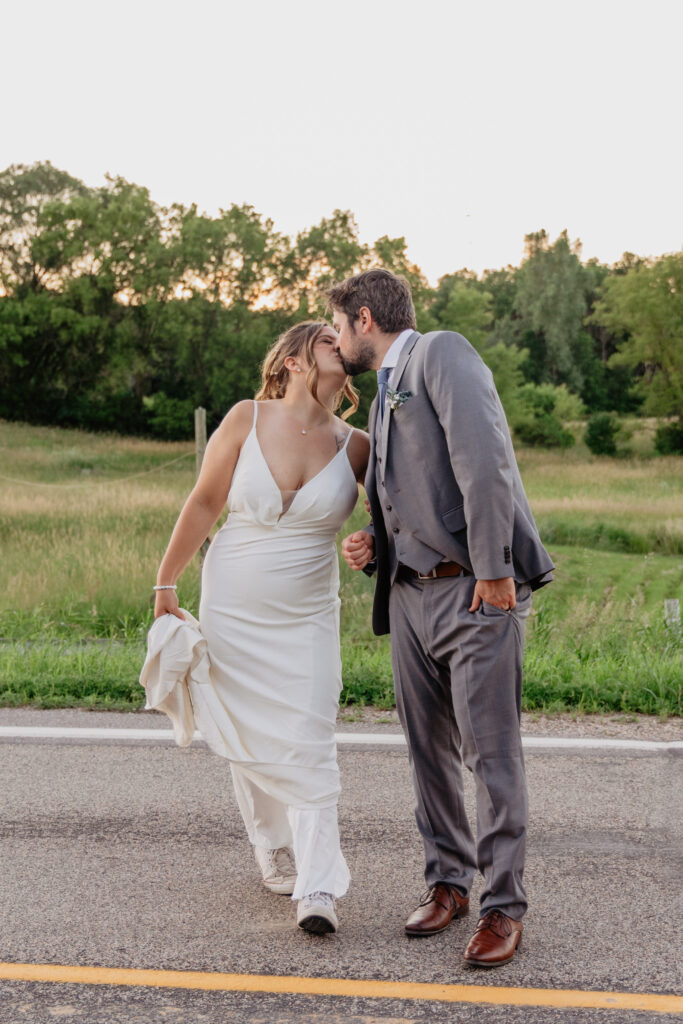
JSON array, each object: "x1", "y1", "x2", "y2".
[{"x1": 386, "y1": 386, "x2": 413, "y2": 411}]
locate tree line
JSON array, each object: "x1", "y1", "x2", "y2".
[{"x1": 1, "y1": 162, "x2": 681, "y2": 452}]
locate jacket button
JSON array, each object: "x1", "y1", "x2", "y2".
[
  {"x1": 392, "y1": 527, "x2": 399, "y2": 534},
  {"x1": 386, "y1": 504, "x2": 392, "y2": 511},
  {"x1": 378, "y1": 456, "x2": 382, "y2": 463}
]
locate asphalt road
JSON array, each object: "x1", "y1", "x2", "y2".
[{"x1": 0, "y1": 714, "x2": 681, "y2": 1024}]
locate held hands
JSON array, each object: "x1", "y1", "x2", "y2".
[
  {"x1": 154, "y1": 588, "x2": 186, "y2": 621},
  {"x1": 469, "y1": 577, "x2": 516, "y2": 613},
  {"x1": 342, "y1": 531, "x2": 375, "y2": 571}
]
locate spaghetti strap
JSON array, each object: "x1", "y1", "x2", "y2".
[
  {"x1": 252, "y1": 400, "x2": 259, "y2": 427},
  {"x1": 342, "y1": 427, "x2": 354, "y2": 451}
]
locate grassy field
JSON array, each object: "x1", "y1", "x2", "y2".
[{"x1": 1, "y1": 420, "x2": 681, "y2": 715}]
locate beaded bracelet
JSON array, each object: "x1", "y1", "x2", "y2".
[{"x1": 153, "y1": 584, "x2": 177, "y2": 591}]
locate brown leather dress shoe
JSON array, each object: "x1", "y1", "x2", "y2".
[
  {"x1": 405, "y1": 883, "x2": 469, "y2": 936},
  {"x1": 463, "y1": 910, "x2": 523, "y2": 967}
]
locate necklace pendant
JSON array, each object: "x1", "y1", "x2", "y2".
[{"x1": 301, "y1": 429, "x2": 307, "y2": 435}]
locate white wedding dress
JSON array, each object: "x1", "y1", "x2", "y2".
[{"x1": 198, "y1": 401, "x2": 359, "y2": 898}]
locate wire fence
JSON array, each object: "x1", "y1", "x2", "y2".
[{"x1": 0, "y1": 451, "x2": 194, "y2": 489}]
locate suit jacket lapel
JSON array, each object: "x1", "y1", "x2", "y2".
[
  {"x1": 365, "y1": 395, "x2": 379, "y2": 496},
  {"x1": 368, "y1": 394, "x2": 379, "y2": 448}
]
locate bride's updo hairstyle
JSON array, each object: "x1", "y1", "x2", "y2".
[{"x1": 255, "y1": 321, "x2": 359, "y2": 420}]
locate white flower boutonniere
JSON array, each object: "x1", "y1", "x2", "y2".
[{"x1": 386, "y1": 386, "x2": 413, "y2": 412}]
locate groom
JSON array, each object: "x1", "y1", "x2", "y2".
[{"x1": 329, "y1": 269, "x2": 553, "y2": 967}]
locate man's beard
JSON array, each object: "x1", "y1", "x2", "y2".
[{"x1": 339, "y1": 337, "x2": 377, "y2": 377}]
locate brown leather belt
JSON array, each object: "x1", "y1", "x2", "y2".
[{"x1": 398, "y1": 561, "x2": 469, "y2": 581}]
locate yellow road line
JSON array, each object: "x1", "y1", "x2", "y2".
[{"x1": 0, "y1": 962, "x2": 681, "y2": 1014}]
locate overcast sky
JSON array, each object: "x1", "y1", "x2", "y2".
[{"x1": 3, "y1": 0, "x2": 681, "y2": 282}]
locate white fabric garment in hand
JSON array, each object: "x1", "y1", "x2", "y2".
[
  {"x1": 140, "y1": 609, "x2": 271, "y2": 769},
  {"x1": 139, "y1": 610, "x2": 205, "y2": 747}
]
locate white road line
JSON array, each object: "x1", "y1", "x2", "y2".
[
  {"x1": 0, "y1": 725, "x2": 681, "y2": 752},
  {"x1": 521, "y1": 736, "x2": 682, "y2": 752},
  {"x1": 0, "y1": 726, "x2": 178, "y2": 742}
]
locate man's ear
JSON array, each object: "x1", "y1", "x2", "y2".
[{"x1": 357, "y1": 306, "x2": 374, "y2": 334}]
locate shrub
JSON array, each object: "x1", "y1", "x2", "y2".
[
  {"x1": 512, "y1": 384, "x2": 575, "y2": 448},
  {"x1": 517, "y1": 382, "x2": 585, "y2": 422},
  {"x1": 515, "y1": 413, "x2": 575, "y2": 449},
  {"x1": 143, "y1": 392, "x2": 194, "y2": 440},
  {"x1": 585, "y1": 412, "x2": 618, "y2": 456},
  {"x1": 55, "y1": 390, "x2": 148, "y2": 434},
  {"x1": 550, "y1": 384, "x2": 586, "y2": 422},
  {"x1": 654, "y1": 422, "x2": 683, "y2": 455}
]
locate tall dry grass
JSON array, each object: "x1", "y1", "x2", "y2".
[{"x1": 1, "y1": 423, "x2": 198, "y2": 634}]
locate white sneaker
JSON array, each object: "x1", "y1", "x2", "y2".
[
  {"x1": 296, "y1": 891, "x2": 338, "y2": 934},
  {"x1": 254, "y1": 846, "x2": 297, "y2": 895}
]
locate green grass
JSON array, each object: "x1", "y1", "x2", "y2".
[
  {"x1": 523, "y1": 617, "x2": 681, "y2": 716},
  {"x1": 1, "y1": 420, "x2": 681, "y2": 715},
  {"x1": 535, "y1": 519, "x2": 683, "y2": 556},
  {"x1": 0, "y1": 640, "x2": 145, "y2": 710}
]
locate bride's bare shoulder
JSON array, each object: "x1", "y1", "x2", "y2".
[
  {"x1": 213, "y1": 400, "x2": 255, "y2": 444},
  {"x1": 342, "y1": 424, "x2": 370, "y2": 479}
]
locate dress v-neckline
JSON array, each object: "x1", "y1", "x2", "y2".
[{"x1": 251, "y1": 425, "x2": 352, "y2": 520}]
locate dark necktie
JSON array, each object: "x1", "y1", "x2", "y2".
[{"x1": 377, "y1": 366, "x2": 392, "y2": 423}]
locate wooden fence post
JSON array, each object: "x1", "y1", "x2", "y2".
[
  {"x1": 195, "y1": 407, "x2": 210, "y2": 602},
  {"x1": 664, "y1": 598, "x2": 681, "y2": 635},
  {"x1": 195, "y1": 406, "x2": 207, "y2": 476}
]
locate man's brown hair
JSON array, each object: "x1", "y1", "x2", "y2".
[{"x1": 326, "y1": 269, "x2": 417, "y2": 333}]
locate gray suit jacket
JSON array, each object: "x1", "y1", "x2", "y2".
[{"x1": 365, "y1": 330, "x2": 554, "y2": 635}]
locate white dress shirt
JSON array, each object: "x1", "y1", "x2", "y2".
[{"x1": 380, "y1": 329, "x2": 415, "y2": 385}]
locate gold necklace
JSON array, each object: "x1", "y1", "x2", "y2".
[{"x1": 296, "y1": 416, "x2": 329, "y2": 436}]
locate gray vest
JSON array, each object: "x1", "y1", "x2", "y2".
[{"x1": 374, "y1": 407, "x2": 444, "y2": 581}]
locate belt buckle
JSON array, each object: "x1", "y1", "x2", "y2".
[{"x1": 417, "y1": 568, "x2": 438, "y2": 580}]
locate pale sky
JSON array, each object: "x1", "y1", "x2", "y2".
[{"x1": 3, "y1": 0, "x2": 681, "y2": 283}]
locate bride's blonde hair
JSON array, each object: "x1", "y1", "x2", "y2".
[{"x1": 255, "y1": 321, "x2": 359, "y2": 420}]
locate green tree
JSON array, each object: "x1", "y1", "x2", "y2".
[
  {"x1": 0, "y1": 161, "x2": 90, "y2": 295},
  {"x1": 35, "y1": 176, "x2": 173, "y2": 301},
  {"x1": 575, "y1": 257, "x2": 639, "y2": 414},
  {"x1": 0, "y1": 286, "x2": 118, "y2": 425},
  {"x1": 429, "y1": 275, "x2": 493, "y2": 350},
  {"x1": 591, "y1": 251, "x2": 683, "y2": 424},
  {"x1": 173, "y1": 202, "x2": 285, "y2": 308},
  {"x1": 481, "y1": 267, "x2": 517, "y2": 322},
  {"x1": 427, "y1": 274, "x2": 529, "y2": 421},
  {"x1": 9, "y1": 177, "x2": 171, "y2": 424},
  {"x1": 482, "y1": 343, "x2": 529, "y2": 425},
  {"x1": 477, "y1": 267, "x2": 522, "y2": 350},
  {"x1": 514, "y1": 230, "x2": 589, "y2": 392},
  {"x1": 288, "y1": 210, "x2": 367, "y2": 316}
]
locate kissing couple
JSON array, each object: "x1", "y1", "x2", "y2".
[{"x1": 142, "y1": 268, "x2": 553, "y2": 968}]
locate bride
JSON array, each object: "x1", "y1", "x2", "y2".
[{"x1": 150, "y1": 321, "x2": 369, "y2": 934}]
